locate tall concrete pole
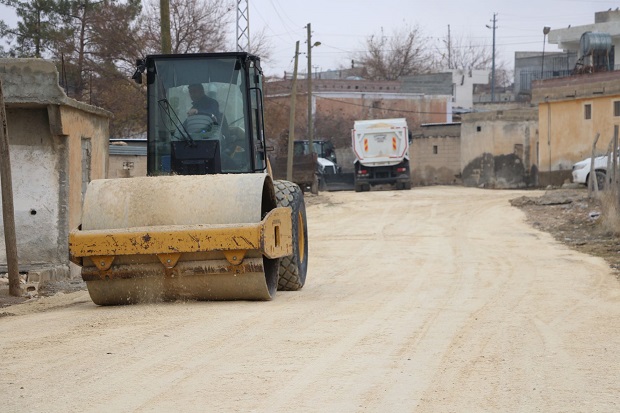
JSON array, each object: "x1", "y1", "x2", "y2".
[
  {"x1": 0, "y1": 79, "x2": 21, "y2": 297},
  {"x1": 307, "y1": 23, "x2": 313, "y2": 154},
  {"x1": 287, "y1": 41, "x2": 300, "y2": 181},
  {"x1": 487, "y1": 13, "x2": 497, "y2": 102},
  {"x1": 447, "y1": 25, "x2": 452, "y2": 69}
]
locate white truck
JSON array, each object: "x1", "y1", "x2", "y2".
[{"x1": 351, "y1": 118, "x2": 411, "y2": 191}]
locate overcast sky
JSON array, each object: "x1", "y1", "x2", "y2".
[
  {"x1": 250, "y1": 0, "x2": 620, "y2": 76},
  {"x1": 1, "y1": 0, "x2": 619, "y2": 77}
]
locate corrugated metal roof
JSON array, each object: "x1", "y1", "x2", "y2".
[{"x1": 109, "y1": 143, "x2": 147, "y2": 156}]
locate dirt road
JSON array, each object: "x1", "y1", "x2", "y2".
[{"x1": 1, "y1": 187, "x2": 619, "y2": 412}]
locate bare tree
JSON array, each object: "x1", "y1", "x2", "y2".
[
  {"x1": 142, "y1": 0, "x2": 233, "y2": 54},
  {"x1": 249, "y1": 26, "x2": 271, "y2": 61},
  {"x1": 437, "y1": 32, "x2": 492, "y2": 70},
  {"x1": 435, "y1": 30, "x2": 513, "y2": 89},
  {"x1": 356, "y1": 25, "x2": 434, "y2": 81}
]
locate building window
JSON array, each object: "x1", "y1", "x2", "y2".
[
  {"x1": 476, "y1": 126, "x2": 482, "y2": 132},
  {"x1": 614, "y1": 101, "x2": 620, "y2": 117},
  {"x1": 433, "y1": 145, "x2": 438, "y2": 154},
  {"x1": 514, "y1": 144, "x2": 524, "y2": 159},
  {"x1": 585, "y1": 104, "x2": 592, "y2": 120}
]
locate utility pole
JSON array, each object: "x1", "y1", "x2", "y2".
[
  {"x1": 305, "y1": 23, "x2": 321, "y2": 155},
  {"x1": 160, "y1": 0, "x2": 171, "y2": 53},
  {"x1": 541, "y1": 26, "x2": 551, "y2": 79},
  {"x1": 486, "y1": 13, "x2": 497, "y2": 102},
  {"x1": 447, "y1": 24, "x2": 452, "y2": 69},
  {"x1": 287, "y1": 41, "x2": 300, "y2": 182},
  {"x1": 0, "y1": 79, "x2": 21, "y2": 297},
  {"x1": 236, "y1": 0, "x2": 250, "y2": 52},
  {"x1": 307, "y1": 23, "x2": 313, "y2": 154}
]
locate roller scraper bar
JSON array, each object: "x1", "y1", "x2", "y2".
[{"x1": 69, "y1": 206, "x2": 293, "y2": 271}]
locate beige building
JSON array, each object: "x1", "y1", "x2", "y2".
[
  {"x1": 532, "y1": 71, "x2": 620, "y2": 186},
  {"x1": 460, "y1": 108, "x2": 538, "y2": 188},
  {"x1": 0, "y1": 59, "x2": 110, "y2": 280}
]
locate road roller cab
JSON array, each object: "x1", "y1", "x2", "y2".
[
  {"x1": 132, "y1": 53, "x2": 270, "y2": 175},
  {"x1": 68, "y1": 53, "x2": 308, "y2": 305}
]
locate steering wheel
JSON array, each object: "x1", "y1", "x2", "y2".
[{"x1": 184, "y1": 113, "x2": 216, "y2": 134}]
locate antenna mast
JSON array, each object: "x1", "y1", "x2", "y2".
[{"x1": 236, "y1": 0, "x2": 250, "y2": 52}]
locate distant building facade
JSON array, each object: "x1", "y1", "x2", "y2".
[{"x1": 532, "y1": 70, "x2": 620, "y2": 186}]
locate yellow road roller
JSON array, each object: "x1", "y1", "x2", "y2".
[{"x1": 68, "y1": 52, "x2": 308, "y2": 305}]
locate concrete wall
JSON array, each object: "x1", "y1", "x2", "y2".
[
  {"x1": 410, "y1": 124, "x2": 461, "y2": 185},
  {"x1": 461, "y1": 108, "x2": 538, "y2": 188},
  {"x1": 108, "y1": 141, "x2": 147, "y2": 178},
  {"x1": 108, "y1": 154, "x2": 147, "y2": 178},
  {"x1": 514, "y1": 51, "x2": 576, "y2": 97},
  {"x1": 4, "y1": 109, "x2": 64, "y2": 270},
  {"x1": 400, "y1": 73, "x2": 453, "y2": 95},
  {"x1": 533, "y1": 71, "x2": 620, "y2": 186},
  {"x1": 0, "y1": 58, "x2": 110, "y2": 280}
]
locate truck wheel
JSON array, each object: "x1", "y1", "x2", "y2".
[
  {"x1": 355, "y1": 184, "x2": 363, "y2": 192},
  {"x1": 319, "y1": 175, "x2": 327, "y2": 191},
  {"x1": 595, "y1": 171, "x2": 607, "y2": 190},
  {"x1": 274, "y1": 180, "x2": 308, "y2": 291}
]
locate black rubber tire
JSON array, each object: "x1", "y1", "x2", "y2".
[
  {"x1": 319, "y1": 175, "x2": 327, "y2": 191},
  {"x1": 595, "y1": 170, "x2": 607, "y2": 190},
  {"x1": 274, "y1": 180, "x2": 308, "y2": 291}
]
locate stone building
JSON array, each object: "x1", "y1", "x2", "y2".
[{"x1": 0, "y1": 59, "x2": 110, "y2": 281}]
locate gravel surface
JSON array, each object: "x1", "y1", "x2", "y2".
[
  {"x1": 2, "y1": 186, "x2": 619, "y2": 308},
  {"x1": 512, "y1": 187, "x2": 620, "y2": 278},
  {"x1": 1, "y1": 186, "x2": 619, "y2": 412}
]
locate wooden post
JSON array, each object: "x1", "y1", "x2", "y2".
[
  {"x1": 613, "y1": 126, "x2": 619, "y2": 201},
  {"x1": 307, "y1": 23, "x2": 314, "y2": 154},
  {"x1": 588, "y1": 132, "x2": 600, "y2": 198},
  {"x1": 160, "y1": 0, "x2": 171, "y2": 54},
  {"x1": 606, "y1": 137, "x2": 614, "y2": 191},
  {"x1": 287, "y1": 41, "x2": 300, "y2": 182},
  {"x1": 0, "y1": 79, "x2": 21, "y2": 297}
]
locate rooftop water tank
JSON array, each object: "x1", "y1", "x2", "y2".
[{"x1": 580, "y1": 32, "x2": 612, "y2": 56}]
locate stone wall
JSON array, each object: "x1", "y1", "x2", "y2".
[{"x1": 410, "y1": 124, "x2": 461, "y2": 185}]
